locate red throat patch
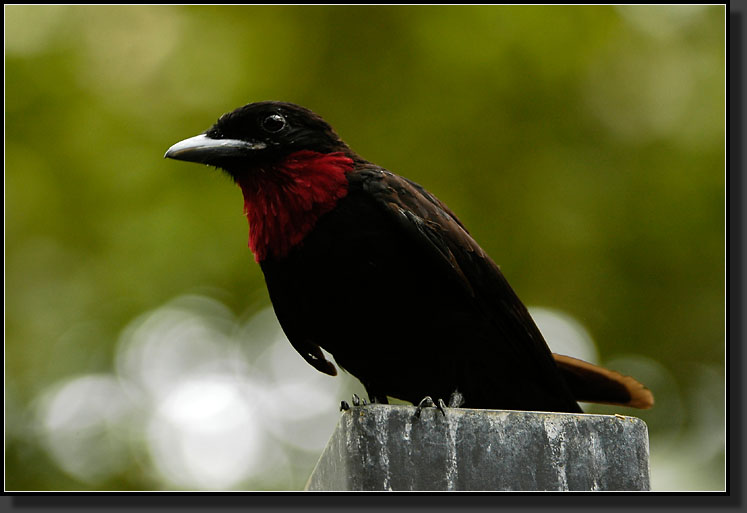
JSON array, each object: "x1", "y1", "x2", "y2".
[{"x1": 236, "y1": 150, "x2": 354, "y2": 261}]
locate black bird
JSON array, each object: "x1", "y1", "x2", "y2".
[{"x1": 165, "y1": 101, "x2": 654, "y2": 413}]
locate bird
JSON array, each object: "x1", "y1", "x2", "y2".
[{"x1": 165, "y1": 101, "x2": 654, "y2": 413}]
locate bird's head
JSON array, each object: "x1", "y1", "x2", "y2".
[
  {"x1": 165, "y1": 101, "x2": 357, "y2": 261},
  {"x1": 164, "y1": 101, "x2": 354, "y2": 177}
]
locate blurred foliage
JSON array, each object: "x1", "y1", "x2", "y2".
[{"x1": 5, "y1": 5, "x2": 725, "y2": 490}]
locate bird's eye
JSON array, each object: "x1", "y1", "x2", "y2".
[{"x1": 262, "y1": 113, "x2": 286, "y2": 133}]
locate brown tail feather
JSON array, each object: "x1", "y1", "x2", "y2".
[{"x1": 553, "y1": 354, "x2": 654, "y2": 409}]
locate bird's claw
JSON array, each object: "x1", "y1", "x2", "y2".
[
  {"x1": 438, "y1": 398, "x2": 448, "y2": 413},
  {"x1": 415, "y1": 389, "x2": 464, "y2": 417},
  {"x1": 341, "y1": 394, "x2": 368, "y2": 412},
  {"x1": 415, "y1": 396, "x2": 446, "y2": 417}
]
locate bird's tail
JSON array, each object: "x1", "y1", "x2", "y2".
[{"x1": 552, "y1": 354, "x2": 654, "y2": 409}]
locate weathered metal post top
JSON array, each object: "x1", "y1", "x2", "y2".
[{"x1": 306, "y1": 404, "x2": 650, "y2": 491}]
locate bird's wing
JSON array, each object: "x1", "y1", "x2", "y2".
[
  {"x1": 261, "y1": 265, "x2": 338, "y2": 377},
  {"x1": 271, "y1": 315, "x2": 338, "y2": 376},
  {"x1": 355, "y1": 166, "x2": 580, "y2": 409}
]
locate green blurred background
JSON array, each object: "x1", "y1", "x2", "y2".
[{"x1": 5, "y1": 5, "x2": 725, "y2": 491}]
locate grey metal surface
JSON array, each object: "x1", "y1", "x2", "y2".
[{"x1": 305, "y1": 404, "x2": 650, "y2": 491}]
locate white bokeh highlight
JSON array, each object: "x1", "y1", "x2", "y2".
[
  {"x1": 146, "y1": 374, "x2": 264, "y2": 490},
  {"x1": 33, "y1": 295, "x2": 346, "y2": 490},
  {"x1": 34, "y1": 374, "x2": 135, "y2": 484}
]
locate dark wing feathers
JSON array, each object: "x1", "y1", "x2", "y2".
[
  {"x1": 357, "y1": 166, "x2": 582, "y2": 412},
  {"x1": 400, "y1": 175, "x2": 472, "y2": 233},
  {"x1": 287, "y1": 332, "x2": 338, "y2": 376},
  {"x1": 391, "y1": 205, "x2": 475, "y2": 297},
  {"x1": 261, "y1": 270, "x2": 338, "y2": 376}
]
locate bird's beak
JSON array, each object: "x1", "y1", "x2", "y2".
[{"x1": 164, "y1": 134, "x2": 267, "y2": 165}]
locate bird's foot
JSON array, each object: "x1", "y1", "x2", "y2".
[
  {"x1": 414, "y1": 390, "x2": 464, "y2": 417},
  {"x1": 415, "y1": 396, "x2": 447, "y2": 417},
  {"x1": 340, "y1": 394, "x2": 369, "y2": 412}
]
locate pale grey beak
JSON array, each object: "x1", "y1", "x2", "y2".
[{"x1": 164, "y1": 134, "x2": 267, "y2": 165}]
